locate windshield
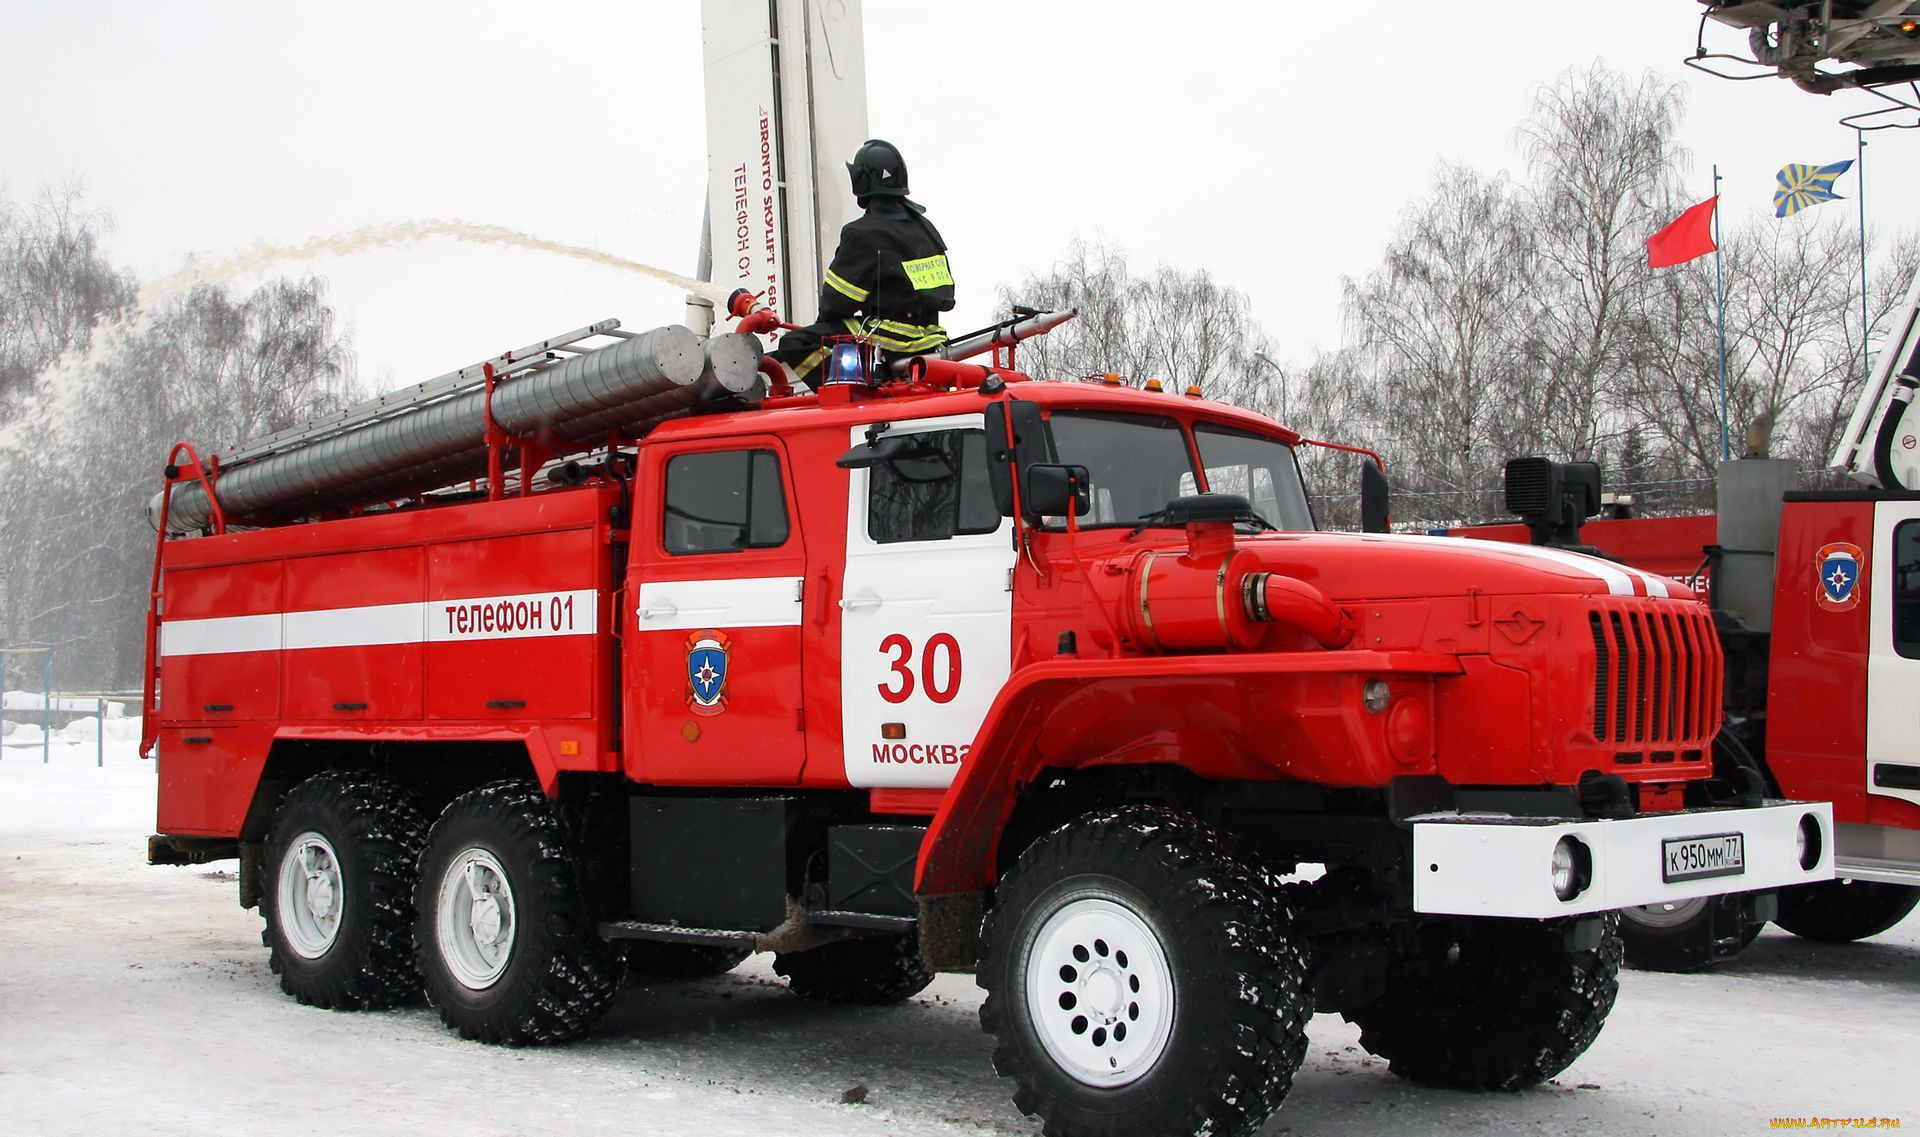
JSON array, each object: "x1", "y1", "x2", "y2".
[
  {"x1": 1045, "y1": 412, "x2": 1196, "y2": 526},
  {"x1": 1042, "y1": 410, "x2": 1314, "y2": 532},
  {"x1": 1193, "y1": 423, "x2": 1315, "y2": 530}
]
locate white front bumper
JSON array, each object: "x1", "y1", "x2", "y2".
[{"x1": 1411, "y1": 801, "x2": 1835, "y2": 918}]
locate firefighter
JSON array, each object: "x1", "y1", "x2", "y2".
[{"x1": 772, "y1": 139, "x2": 955, "y2": 389}]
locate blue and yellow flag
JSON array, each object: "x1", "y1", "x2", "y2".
[{"x1": 1773, "y1": 160, "x2": 1855, "y2": 218}]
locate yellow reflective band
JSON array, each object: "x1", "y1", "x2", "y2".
[
  {"x1": 824, "y1": 269, "x2": 869, "y2": 302},
  {"x1": 792, "y1": 347, "x2": 830, "y2": 380},
  {"x1": 868, "y1": 327, "x2": 949, "y2": 352},
  {"x1": 845, "y1": 318, "x2": 865, "y2": 335},
  {"x1": 872, "y1": 318, "x2": 942, "y2": 336},
  {"x1": 901, "y1": 254, "x2": 953, "y2": 291}
]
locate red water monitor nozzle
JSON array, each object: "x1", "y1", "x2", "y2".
[{"x1": 728, "y1": 289, "x2": 783, "y2": 335}]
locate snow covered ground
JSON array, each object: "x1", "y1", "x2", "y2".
[{"x1": 3, "y1": 742, "x2": 1916, "y2": 1136}]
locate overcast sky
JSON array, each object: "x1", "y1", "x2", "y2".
[{"x1": 9, "y1": 0, "x2": 1920, "y2": 393}]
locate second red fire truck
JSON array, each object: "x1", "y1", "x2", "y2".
[{"x1": 1454, "y1": 262, "x2": 1920, "y2": 972}]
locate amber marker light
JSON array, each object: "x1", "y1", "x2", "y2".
[{"x1": 881, "y1": 722, "x2": 907, "y2": 740}]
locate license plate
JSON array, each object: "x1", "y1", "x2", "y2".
[{"x1": 1662, "y1": 832, "x2": 1746, "y2": 883}]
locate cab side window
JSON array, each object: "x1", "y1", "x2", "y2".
[
  {"x1": 1896, "y1": 522, "x2": 1920, "y2": 657},
  {"x1": 664, "y1": 449, "x2": 789, "y2": 554},
  {"x1": 867, "y1": 429, "x2": 1000, "y2": 544}
]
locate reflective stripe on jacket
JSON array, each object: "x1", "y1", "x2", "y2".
[{"x1": 816, "y1": 197, "x2": 956, "y2": 339}]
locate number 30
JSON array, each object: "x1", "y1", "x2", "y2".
[{"x1": 877, "y1": 633, "x2": 963, "y2": 705}]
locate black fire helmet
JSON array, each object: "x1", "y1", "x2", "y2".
[{"x1": 847, "y1": 139, "x2": 909, "y2": 205}]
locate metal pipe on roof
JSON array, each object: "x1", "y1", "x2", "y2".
[{"x1": 152, "y1": 326, "x2": 764, "y2": 534}]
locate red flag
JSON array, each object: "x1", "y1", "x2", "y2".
[{"x1": 1648, "y1": 196, "x2": 1719, "y2": 268}]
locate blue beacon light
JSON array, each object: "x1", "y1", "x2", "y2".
[{"x1": 827, "y1": 342, "x2": 868, "y2": 386}]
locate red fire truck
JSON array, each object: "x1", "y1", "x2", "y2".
[
  {"x1": 128, "y1": 3, "x2": 1859, "y2": 1132},
  {"x1": 141, "y1": 291, "x2": 1834, "y2": 1135}
]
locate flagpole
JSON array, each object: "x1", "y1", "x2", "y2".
[
  {"x1": 1859, "y1": 130, "x2": 1869, "y2": 390},
  {"x1": 1714, "y1": 164, "x2": 1730, "y2": 463}
]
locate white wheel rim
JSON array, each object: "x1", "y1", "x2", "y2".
[
  {"x1": 1624, "y1": 896, "x2": 1709, "y2": 929},
  {"x1": 276, "y1": 831, "x2": 344, "y2": 959},
  {"x1": 436, "y1": 848, "x2": 517, "y2": 989},
  {"x1": 1024, "y1": 895, "x2": 1176, "y2": 1087}
]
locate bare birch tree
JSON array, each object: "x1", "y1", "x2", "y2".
[
  {"x1": 997, "y1": 237, "x2": 1277, "y2": 411},
  {"x1": 0, "y1": 206, "x2": 359, "y2": 687},
  {"x1": 1342, "y1": 163, "x2": 1541, "y2": 522},
  {"x1": 1627, "y1": 218, "x2": 1913, "y2": 487},
  {"x1": 0, "y1": 185, "x2": 136, "y2": 421},
  {"x1": 1519, "y1": 66, "x2": 1688, "y2": 463}
]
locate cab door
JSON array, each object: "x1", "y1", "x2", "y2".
[
  {"x1": 629, "y1": 439, "x2": 807, "y2": 785},
  {"x1": 1868, "y1": 500, "x2": 1920, "y2": 809},
  {"x1": 839, "y1": 414, "x2": 1015, "y2": 788}
]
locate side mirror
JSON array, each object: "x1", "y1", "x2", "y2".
[
  {"x1": 837, "y1": 433, "x2": 956, "y2": 481},
  {"x1": 837, "y1": 433, "x2": 915, "y2": 470},
  {"x1": 985, "y1": 399, "x2": 1051, "y2": 516},
  {"x1": 1361, "y1": 463, "x2": 1391, "y2": 534},
  {"x1": 1023, "y1": 463, "x2": 1091, "y2": 518}
]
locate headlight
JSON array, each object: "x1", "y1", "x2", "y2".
[{"x1": 1552, "y1": 836, "x2": 1592, "y2": 901}]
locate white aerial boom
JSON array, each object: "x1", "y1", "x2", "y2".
[
  {"x1": 696, "y1": 0, "x2": 869, "y2": 336},
  {"x1": 1834, "y1": 263, "x2": 1920, "y2": 490}
]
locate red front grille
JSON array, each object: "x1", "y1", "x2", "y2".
[{"x1": 1587, "y1": 602, "x2": 1721, "y2": 749}]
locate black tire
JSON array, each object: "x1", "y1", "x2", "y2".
[
  {"x1": 1774, "y1": 879, "x2": 1920, "y2": 943},
  {"x1": 774, "y1": 932, "x2": 933, "y2": 1004},
  {"x1": 1618, "y1": 894, "x2": 1764, "y2": 973},
  {"x1": 260, "y1": 769, "x2": 429, "y2": 1010},
  {"x1": 977, "y1": 806, "x2": 1311, "y2": 1137},
  {"x1": 1345, "y1": 913, "x2": 1622, "y2": 1091},
  {"x1": 414, "y1": 781, "x2": 622, "y2": 1045},
  {"x1": 627, "y1": 941, "x2": 753, "y2": 982}
]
